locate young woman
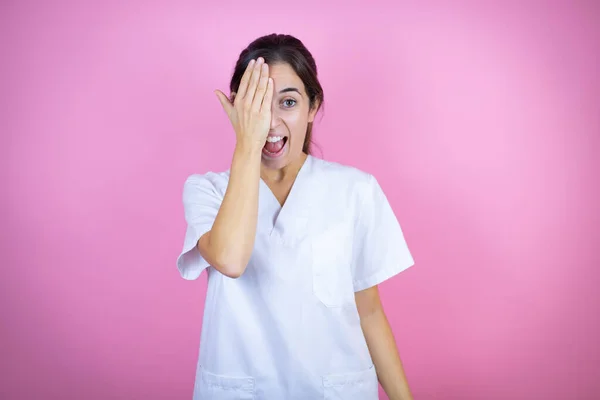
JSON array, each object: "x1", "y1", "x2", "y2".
[{"x1": 177, "y1": 33, "x2": 416, "y2": 400}]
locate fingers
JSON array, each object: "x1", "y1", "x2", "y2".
[
  {"x1": 252, "y1": 62, "x2": 270, "y2": 113},
  {"x1": 235, "y1": 59, "x2": 255, "y2": 102},
  {"x1": 214, "y1": 89, "x2": 233, "y2": 117},
  {"x1": 244, "y1": 58, "x2": 264, "y2": 109},
  {"x1": 260, "y1": 78, "x2": 274, "y2": 115}
]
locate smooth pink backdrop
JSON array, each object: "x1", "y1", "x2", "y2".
[{"x1": 2, "y1": 1, "x2": 598, "y2": 399}]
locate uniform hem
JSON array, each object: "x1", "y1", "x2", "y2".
[{"x1": 176, "y1": 224, "x2": 212, "y2": 280}]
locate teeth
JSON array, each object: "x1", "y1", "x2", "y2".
[{"x1": 266, "y1": 136, "x2": 284, "y2": 143}]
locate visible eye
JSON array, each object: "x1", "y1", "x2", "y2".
[{"x1": 282, "y1": 98, "x2": 297, "y2": 108}]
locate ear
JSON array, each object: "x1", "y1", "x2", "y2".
[{"x1": 308, "y1": 99, "x2": 320, "y2": 123}]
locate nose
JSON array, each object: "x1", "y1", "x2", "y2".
[{"x1": 270, "y1": 103, "x2": 282, "y2": 129}]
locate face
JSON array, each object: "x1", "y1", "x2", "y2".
[{"x1": 261, "y1": 62, "x2": 319, "y2": 170}]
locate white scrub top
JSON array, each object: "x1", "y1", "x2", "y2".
[{"x1": 177, "y1": 154, "x2": 415, "y2": 400}]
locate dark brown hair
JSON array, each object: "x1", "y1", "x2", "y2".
[{"x1": 229, "y1": 34, "x2": 324, "y2": 155}]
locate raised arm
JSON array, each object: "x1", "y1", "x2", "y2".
[{"x1": 201, "y1": 57, "x2": 273, "y2": 278}]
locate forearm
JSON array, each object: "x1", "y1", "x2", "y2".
[
  {"x1": 208, "y1": 143, "x2": 262, "y2": 274},
  {"x1": 361, "y1": 309, "x2": 414, "y2": 400}
]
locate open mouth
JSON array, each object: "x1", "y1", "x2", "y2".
[{"x1": 262, "y1": 136, "x2": 288, "y2": 157}]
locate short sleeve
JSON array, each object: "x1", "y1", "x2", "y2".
[
  {"x1": 352, "y1": 174, "x2": 415, "y2": 292},
  {"x1": 176, "y1": 173, "x2": 222, "y2": 280}
]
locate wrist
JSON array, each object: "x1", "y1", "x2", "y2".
[
  {"x1": 235, "y1": 140, "x2": 263, "y2": 156},
  {"x1": 233, "y1": 142, "x2": 263, "y2": 167}
]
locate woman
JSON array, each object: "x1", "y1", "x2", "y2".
[{"x1": 177, "y1": 33, "x2": 416, "y2": 400}]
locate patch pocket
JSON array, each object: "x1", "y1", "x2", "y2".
[
  {"x1": 311, "y1": 224, "x2": 354, "y2": 308},
  {"x1": 194, "y1": 365, "x2": 255, "y2": 400},
  {"x1": 323, "y1": 364, "x2": 379, "y2": 400}
]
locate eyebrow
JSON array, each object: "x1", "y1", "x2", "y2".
[{"x1": 278, "y1": 87, "x2": 302, "y2": 97}]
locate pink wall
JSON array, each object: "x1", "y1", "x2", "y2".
[{"x1": 2, "y1": 1, "x2": 598, "y2": 399}]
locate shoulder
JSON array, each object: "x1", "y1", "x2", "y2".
[
  {"x1": 182, "y1": 169, "x2": 231, "y2": 198},
  {"x1": 311, "y1": 156, "x2": 374, "y2": 194},
  {"x1": 310, "y1": 156, "x2": 376, "y2": 213}
]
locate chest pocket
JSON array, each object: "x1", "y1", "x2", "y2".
[{"x1": 311, "y1": 223, "x2": 355, "y2": 308}]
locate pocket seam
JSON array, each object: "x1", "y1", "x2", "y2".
[
  {"x1": 322, "y1": 364, "x2": 377, "y2": 390},
  {"x1": 199, "y1": 365, "x2": 255, "y2": 392}
]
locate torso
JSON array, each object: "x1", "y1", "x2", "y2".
[{"x1": 193, "y1": 154, "x2": 379, "y2": 400}]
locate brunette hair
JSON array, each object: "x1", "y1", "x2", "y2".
[{"x1": 228, "y1": 34, "x2": 324, "y2": 155}]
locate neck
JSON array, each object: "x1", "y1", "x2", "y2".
[{"x1": 261, "y1": 152, "x2": 308, "y2": 184}]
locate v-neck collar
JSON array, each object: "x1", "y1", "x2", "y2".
[
  {"x1": 259, "y1": 154, "x2": 314, "y2": 240},
  {"x1": 260, "y1": 154, "x2": 312, "y2": 208}
]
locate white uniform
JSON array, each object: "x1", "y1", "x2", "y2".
[{"x1": 177, "y1": 154, "x2": 415, "y2": 400}]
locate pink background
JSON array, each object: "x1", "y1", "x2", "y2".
[{"x1": 2, "y1": 1, "x2": 598, "y2": 399}]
